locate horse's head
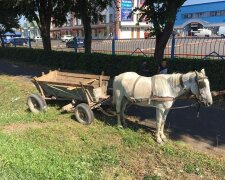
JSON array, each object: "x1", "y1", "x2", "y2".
[{"x1": 189, "y1": 69, "x2": 213, "y2": 106}]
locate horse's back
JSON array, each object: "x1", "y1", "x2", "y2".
[{"x1": 113, "y1": 72, "x2": 152, "y2": 101}]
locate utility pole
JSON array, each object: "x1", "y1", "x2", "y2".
[{"x1": 115, "y1": 0, "x2": 120, "y2": 39}]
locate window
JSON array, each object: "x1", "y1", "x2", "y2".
[
  {"x1": 183, "y1": 13, "x2": 193, "y2": 19},
  {"x1": 104, "y1": 29, "x2": 107, "y2": 37},
  {"x1": 215, "y1": 11, "x2": 221, "y2": 16},
  {"x1": 109, "y1": 14, "x2": 114, "y2": 22},
  {"x1": 101, "y1": 15, "x2": 107, "y2": 23},
  {"x1": 210, "y1": 11, "x2": 215, "y2": 16},
  {"x1": 220, "y1": 10, "x2": 225, "y2": 15}
]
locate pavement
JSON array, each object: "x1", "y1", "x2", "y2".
[{"x1": 1, "y1": 59, "x2": 225, "y2": 156}]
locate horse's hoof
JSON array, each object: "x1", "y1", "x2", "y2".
[
  {"x1": 117, "y1": 125, "x2": 123, "y2": 128},
  {"x1": 122, "y1": 124, "x2": 127, "y2": 129},
  {"x1": 161, "y1": 135, "x2": 167, "y2": 142},
  {"x1": 157, "y1": 138, "x2": 163, "y2": 144}
]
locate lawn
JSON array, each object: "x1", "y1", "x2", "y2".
[{"x1": 0, "y1": 74, "x2": 224, "y2": 179}]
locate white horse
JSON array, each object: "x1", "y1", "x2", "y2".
[{"x1": 113, "y1": 69, "x2": 213, "y2": 143}]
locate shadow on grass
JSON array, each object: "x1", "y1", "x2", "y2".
[{"x1": 94, "y1": 100, "x2": 225, "y2": 149}]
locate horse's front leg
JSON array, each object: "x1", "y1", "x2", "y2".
[
  {"x1": 156, "y1": 108, "x2": 164, "y2": 144},
  {"x1": 160, "y1": 109, "x2": 170, "y2": 142}
]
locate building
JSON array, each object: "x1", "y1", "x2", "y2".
[
  {"x1": 50, "y1": 0, "x2": 150, "y2": 39},
  {"x1": 118, "y1": 0, "x2": 149, "y2": 39},
  {"x1": 20, "y1": 21, "x2": 41, "y2": 39},
  {"x1": 174, "y1": 1, "x2": 225, "y2": 36},
  {"x1": 50, "y1": 7, "x2": 115, "y2": 39}
]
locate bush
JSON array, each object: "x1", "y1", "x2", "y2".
[
  {"x1": 0, "y1": 47, "x2": 225, "y2": 90},
  {"x1": 168, "y1": 58, "x2": 225, "y2": 90}
]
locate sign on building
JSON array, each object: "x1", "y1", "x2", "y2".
[{"x1": 121, "y1": 0, "x2": 133, "y2": 21}]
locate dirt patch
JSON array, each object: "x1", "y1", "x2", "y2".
[
  {"x1": 179, "y1": 135, "x2": 225, "y2": 160},
  {"x1": 212, "y1": 96, "x2": 225, "y2": 110},
  {"x1": 0, "y1": 86, "x2": 6, "y2": 93},
  {"x1": 1, "y1": 121, "x2": 56, "y2": 134}
]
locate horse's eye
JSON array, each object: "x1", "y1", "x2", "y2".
[{"x1": 198, "y1": 81, "x2": 205, "y2": 88}]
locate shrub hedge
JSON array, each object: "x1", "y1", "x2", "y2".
[{"x1": 0, "y1": 47, "x2": 225, "y2": 90}]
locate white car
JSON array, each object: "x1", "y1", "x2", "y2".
[
  {"x1": 34, "y1": 36, "x2": 42, "y2": 41},
  {"x1": 194, "y1": 29, "x2": 212, "y2": 37},
  {"x1": 61, "y1": 35, "x2": 74, "y2": 42},
  {"x1": 218, "y1": 26, "x2": 225, "y2": 37}
]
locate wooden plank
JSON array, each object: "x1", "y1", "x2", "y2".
[{"x1": 58, "y1": 71, "x2": 110, "y2": 80}]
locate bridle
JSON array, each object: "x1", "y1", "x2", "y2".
[{"x1": 194, "y1": 71, "x2": 208, "y2": 103}]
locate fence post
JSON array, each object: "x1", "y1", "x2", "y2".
[
  {"x1": 74, "y1": 37, "x2": 77, "y2": 53},
  {"x1": 27, "y1": 30, "x2": 31, "y2": 48},
  {"x1": 171, "y1": 33, "x2": 175, "y2": 61},
  {"x1": 112, "y1": 38, "x2": 115, "y2": 55}
]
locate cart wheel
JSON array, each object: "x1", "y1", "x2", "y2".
[
  {"x1": 74, "y1": 103, "x2": 94, "y2": 125},
  {"x1": 27, "y1": 94, "x2": 47, "y2": 114}
]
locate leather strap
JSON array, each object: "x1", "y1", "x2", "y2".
[{"x1": 131, "y1": 76, "x2": 142, "y2": 98}]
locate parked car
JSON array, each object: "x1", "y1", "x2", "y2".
[
  {"x1": 66, "y1": 38, "x2": 84, "y2": 48},
  {"x1": 218, "y1": 26, "x2": 225, "y2": 37},
  {"x1": 34, "y1": 36, "x2": 42, "y2": 42},
  {"x1": 9, "y1": 37, "x2": 27, "y2": 46},
  {"x1": 61, "y1": 35, "x2": 73, "y2": 42},
  {"x1": 3, "y1": 36, "x2": 12, "y2": 44},
  {"x1": 194, "y1": 29, "x2": 212, "y2": 37}
]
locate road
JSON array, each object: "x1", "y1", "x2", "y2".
[
  {"x1": 0, "y1": 59, "x2": 225, "y2": 157},
  {"x1": 30, "y1": 37, "x2": 225, "y2": 59}
]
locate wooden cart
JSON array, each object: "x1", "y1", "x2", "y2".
[{"x1": 27, "y1": 70, "x2": 110, "y2": 124}]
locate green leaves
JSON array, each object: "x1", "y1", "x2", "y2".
[{"x1": 0, "y1": 0, "x2": 20, "y2": 33}]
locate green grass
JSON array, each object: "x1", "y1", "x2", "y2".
[{"x1": 0, "y1": 74, "x2": 225, "y2": 179}]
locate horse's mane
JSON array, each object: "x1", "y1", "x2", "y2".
[
  {"x1": 168, "y1": 73, "x2": 182, "y2": 88},
  {"x1": 152, "y1": 73, "x2": 182, "y2": 97}
]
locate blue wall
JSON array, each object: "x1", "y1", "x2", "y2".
[{"x1": 175, "y1": 1, "x2": 225, "y2": 26}]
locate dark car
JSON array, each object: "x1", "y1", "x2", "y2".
[
  {"x1": 9, "y1": 38, "x2": 27, "y2": 46},
  {"x1": 66, "y1": 38, "x2": 84, "y2": 48}
]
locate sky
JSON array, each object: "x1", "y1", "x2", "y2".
[
  {"x1": 184, "y1": 0, "x2": 225, "y2": 5},
  {"x1": 19, "y1": 0, "x2": 225, "y2": 25}
]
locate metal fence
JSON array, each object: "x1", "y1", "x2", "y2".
[
  {"x1": 16, "y1": 36, "x2": 225, "y2": 60},
  {"x1": 77, "y1": 37, "x2": 225, "y2": 60}
]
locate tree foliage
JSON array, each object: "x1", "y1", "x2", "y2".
[
  {"x1": 133, "y1": 0, "x2": 186, "y2": 61},
  {"x1": 71, "y1": 0, "x2": 114, "y2": 53},
  {"x1": 0, "y1": 0, "x2": 20, "y2": 47},
  {"x1": 15, "y1": 0, "x2": 72, "y2": 51}
]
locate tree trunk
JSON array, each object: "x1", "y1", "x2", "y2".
[
  {"x1": 37, "y1": 0, "x2": 52, "y2": 52},
  {"x1": 0, "y1": 34, "x2": 5, "y2": 48},
  {"x1": 152, "y1": 1, "x2": 177, "y2": 62},
  {"x1": 154, "y1": 22, "x2": 175, "y2": 62},
  {"x1": 154, "y1": 35, "x2": 166, "y2": 62},
  {"x1": 82, "y1": 17, "x2": 92, "y2": 53},
  {"x1": 40, "y1": 27, "x2": 51, "y2": 51},
  {"x1": 80, "y1": 0, "x2": 92, "y2": 54}
]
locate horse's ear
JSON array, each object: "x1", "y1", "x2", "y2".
[
  {"x1": 194, "y1": 70, "x2": 199, "y2": 78},
  {"x1": 200, "y1": 69, "x2": 205, "y2": 75}
]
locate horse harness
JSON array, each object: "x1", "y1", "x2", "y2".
[
  {"x1": 129, "y1": 73, "x2": 207, "y2": 113},
  {"x1": 130, "y1": 75, "x2": 182, "y2": 103}
]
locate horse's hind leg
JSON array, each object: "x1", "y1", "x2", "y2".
[
  {"x1": 120, "y1": 97, "x2": 129, "y2": 128},
  {"x1": 115, "y1": 95, "x2": 123, "y2": 128},
  {"x1": 160, "y1": 109, "x2": 169, "y2": 142},
  {"x1": 156, "y1": 108, "x2": 164, "y2": 144}
]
